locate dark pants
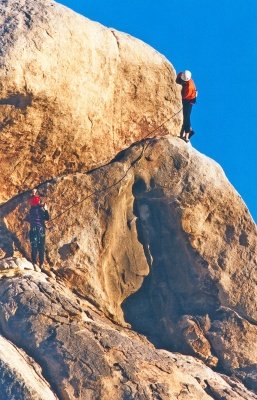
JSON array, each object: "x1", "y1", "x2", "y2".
[
  {"x1": 29, "y1": 226, "x2": 45, "y2": 266},
  {"x1": 181, "y1": 100, "x2": 193, "y2": 136}
]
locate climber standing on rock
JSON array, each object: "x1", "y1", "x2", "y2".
[
  {"x1": 26, "y1": 189, "x2": 50, "y2": 270},
  {"x1": 176, "y1": 70, "x2": 197, "y2": 143}
]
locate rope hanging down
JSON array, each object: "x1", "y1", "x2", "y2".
[
  {"x1": 11, "y1": 106, "x2": 182, "y2": 240},
  {"x1": 48, "y1": 106, "x2": 182, "y2": 225}
]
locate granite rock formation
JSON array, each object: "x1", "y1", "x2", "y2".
[
  {"x1": 0, "y1": 258, "x2": 256, "y2": 400},
  {"x1": 0, "y1": 0, "x2": 181, "y2": 203},
  {"x1": 0, "y1": 333, "x2": 58, "y2": 400},
  {"x1": 0, "y1": 0, "x2": 257, "y2": 399},
  {"x1": 2, "y1": 136, "x2": 257, "y2": 399}
]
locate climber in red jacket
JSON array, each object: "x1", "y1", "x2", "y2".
[
  {"x1": 29, "y1": 188, "x2": 41, "y2": 207},
  {"x1": 26, "y1": 188, "x2": 50, "y2": 269},
  {"x1": 176, "y1": 70, "x2": 197, "y2": 143}
]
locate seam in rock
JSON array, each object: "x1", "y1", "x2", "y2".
[
  {"x1": 0, "y1": 277, "x2": 82, "y2": 399},
  {"x1": 0, "y1": 325, "x2": 60, "y2": 399},
  {"x1": 110, "y1": 29, "x2": 121, "y2": 52}
]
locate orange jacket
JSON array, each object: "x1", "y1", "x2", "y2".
[{"x1": 177, "y1": 72, "x2": 197, "y2": 101}]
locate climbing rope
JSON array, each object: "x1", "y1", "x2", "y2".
[
  {"x1": 10, "y1": 106, "x2": 183, "y2": 238},
  {"x1": 48, "y1": 106, "x2": 183, "y2": 225}
]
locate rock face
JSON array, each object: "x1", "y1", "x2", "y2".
[
  {"x1": 0, "y1": 261, "x2": 256, "y2": 400},
  {"x1": 0, "y1": 334, "x2": 58, "y2": 400},
  {"x1": 1, "y1": 1, "x2": 257, "y2": 399},
  {"x1": 2, "y1": 137, "x2": 257, "y2": 399},
  {"x1": 0, "y1": 0, "x2": 181, "y2": 203}
]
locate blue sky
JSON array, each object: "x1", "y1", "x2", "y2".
[{"x1": 59, "y1": 0, "x2": 257, "y2": 221}]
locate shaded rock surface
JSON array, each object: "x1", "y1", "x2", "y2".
[
  {"x1": 0, "y1": 334, "x2": 58, "y2": 400},
  {"x1": 2, "y1": 136, "x2": 257, "y2": 398},
  {"x1": 0, "y1": 0, "x2": 257, "y2": 399},
  {"x1": 0, "y1": 262, "x2": 256, "y2": 399}
]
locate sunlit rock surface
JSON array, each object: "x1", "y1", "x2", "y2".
[
  {"x1": 1, "y1": 0, "x2": 257, "y2": 399},
  {"x1": 0, "y1": 0, "x2": 181, "y2": 203}
]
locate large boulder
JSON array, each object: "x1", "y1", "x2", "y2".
[
  {"x1": 0, "y1": 260, "x2": 255, "y2": 400},
  {"x1": 3, "y1": 136, "x2": 257, "y2": 395},
  {"x1": 1, "y1": 0, "x2": 257, "y2": 398},
  {"x1": 0, "y1": 0, "x2": 181, "y2": 202}
]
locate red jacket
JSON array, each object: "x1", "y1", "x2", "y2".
[{"x1": 176, "y1": 72, "x2": 197, "y2": 101}]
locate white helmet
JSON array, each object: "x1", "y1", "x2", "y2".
[{"x1": 181, "y1": 70, "x2": 192, "y2": 81}]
